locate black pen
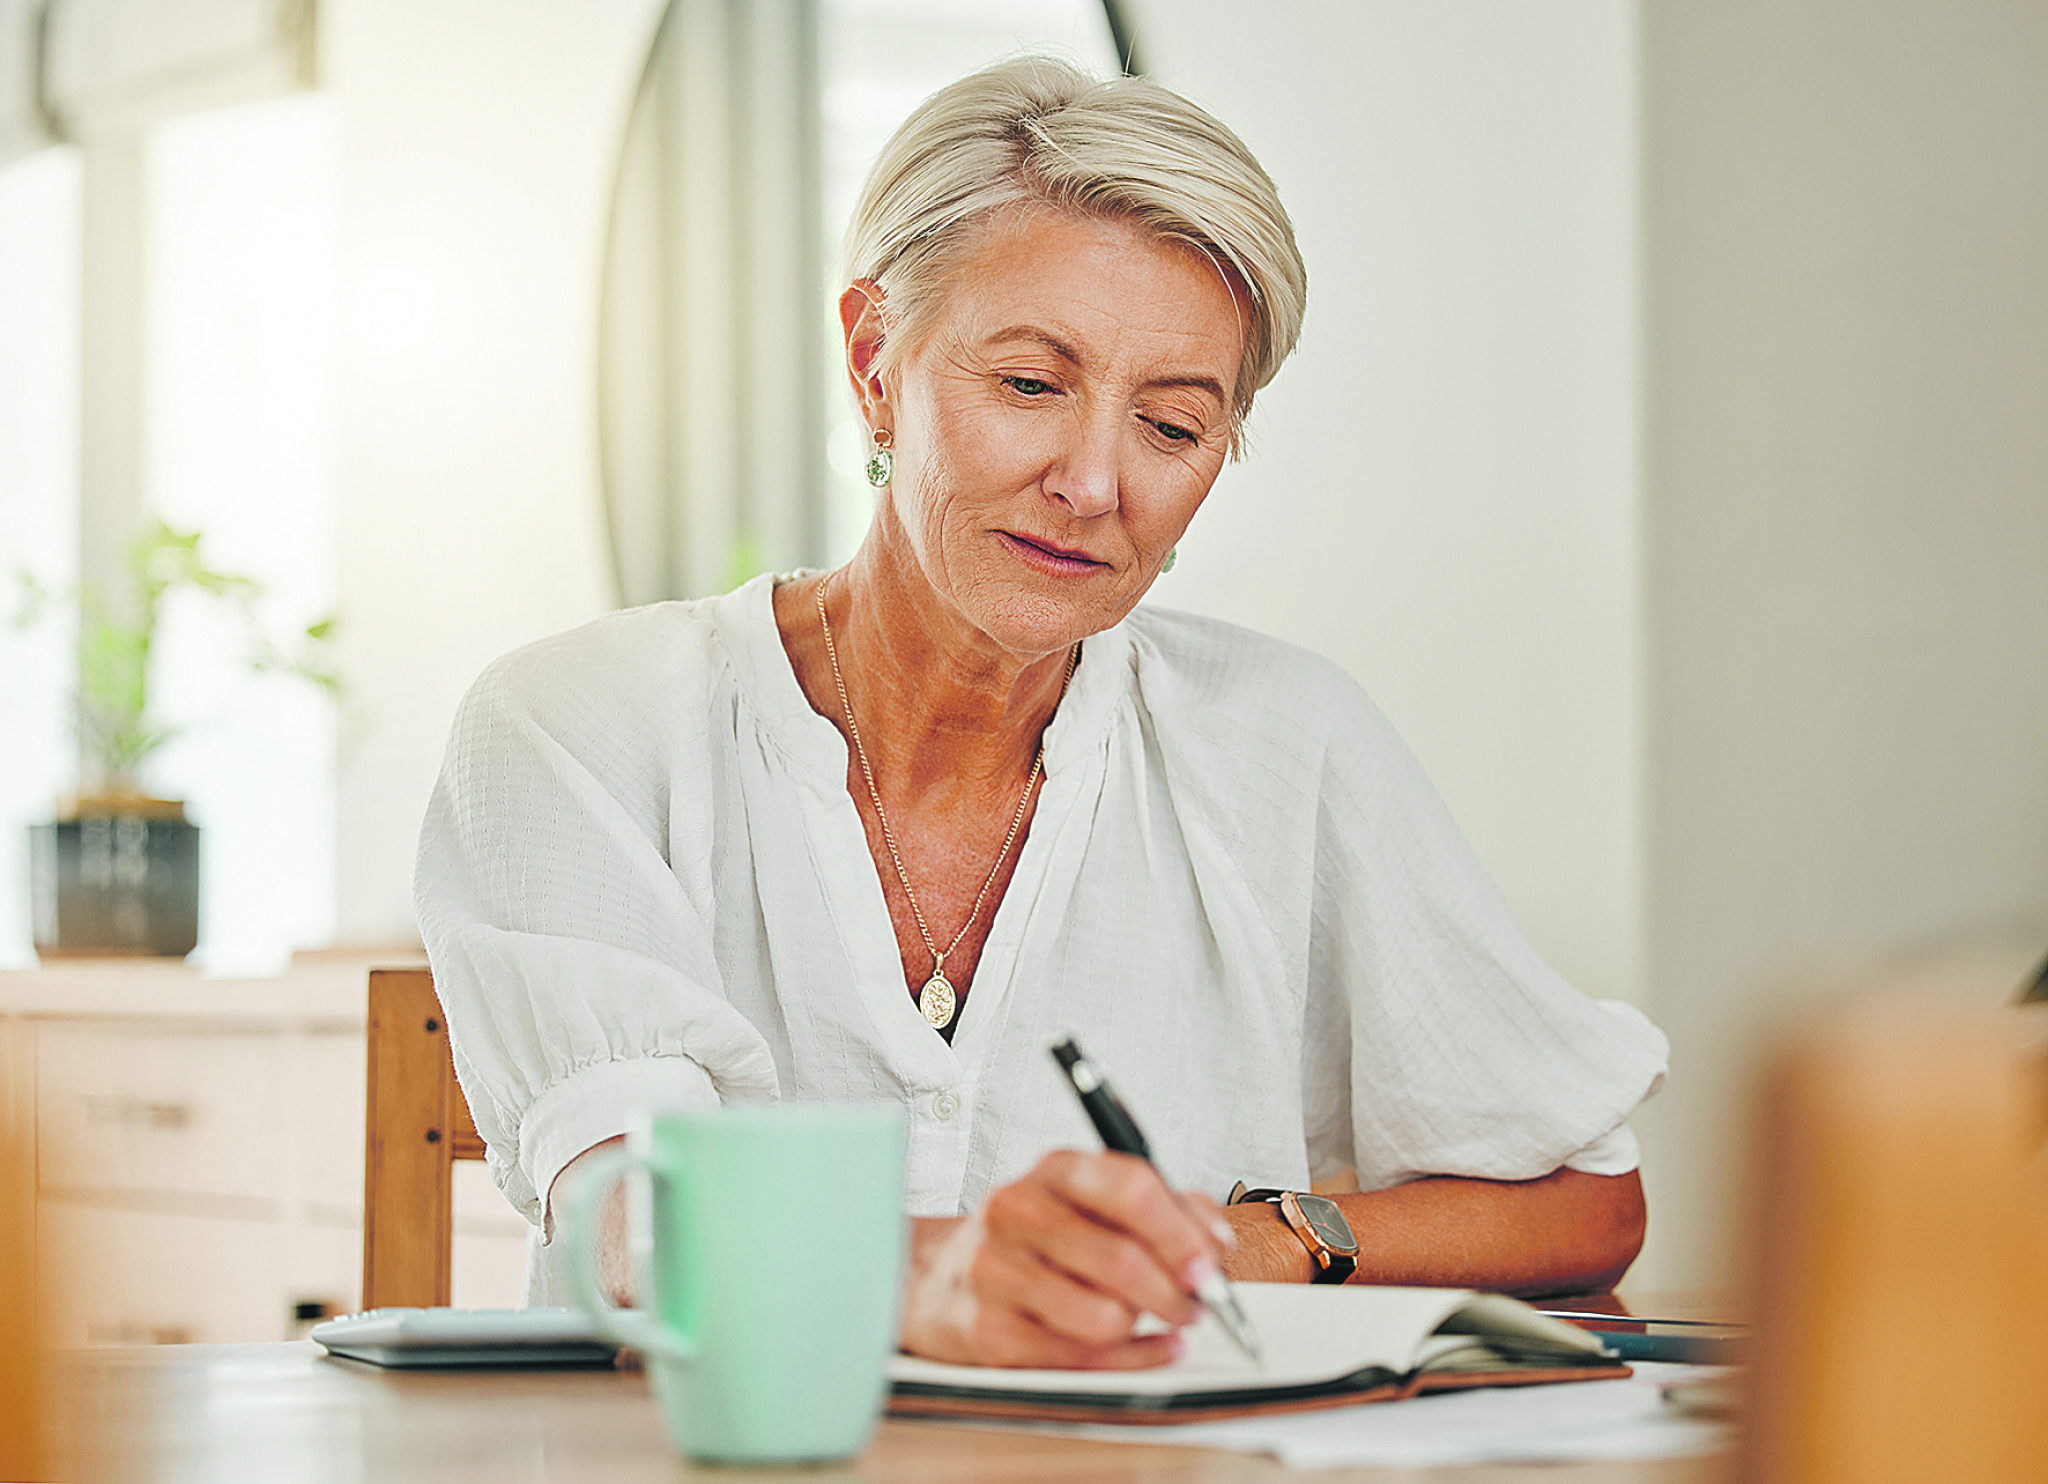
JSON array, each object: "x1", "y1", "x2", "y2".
[{"x1": 1049, "y1": 1038, "x2": 1262, "y2": 1364}]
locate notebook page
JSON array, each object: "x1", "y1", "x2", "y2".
[{"x1": 889, "y1": 1283, "x2": 1479, "y2": 1395}]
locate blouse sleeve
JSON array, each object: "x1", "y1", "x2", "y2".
[
  {"x1": 413, "y1": 622, "x2": 780, "y2": 1235},
  {"x1": 1306, "y1": 679, "x2": 1667, "y2": 1191}
]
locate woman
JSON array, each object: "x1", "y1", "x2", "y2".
[{"x1": 416, "y1": 56, "x2": 1666, "y2": 1370}]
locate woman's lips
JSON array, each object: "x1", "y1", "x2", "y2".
[{"x1": 999, "y1": 530, "x2": 1108, "y2": 574}]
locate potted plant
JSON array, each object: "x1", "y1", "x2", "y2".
[{"x1": 16, "y1": 521, "x2": 336, "y2": 958}]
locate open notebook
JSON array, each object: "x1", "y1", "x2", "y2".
[{"x1": 888, "y1": 1283, "x2": 1629, "y2": 1424}]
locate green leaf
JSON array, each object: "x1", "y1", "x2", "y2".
[{"x1": 37, "y1": 519, "x2": 343, "y2": 786}]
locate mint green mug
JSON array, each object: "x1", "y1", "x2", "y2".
[{"x1": 568, "y1": 1104, "x2": 907, "y2": 1463}]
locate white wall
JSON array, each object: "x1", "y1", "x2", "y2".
[
  {"x1": 324, "y1": 0, "x2": 663, "y2": 944},
  {"x1": 142, "y1": 95, "x2": 340, "y2": 974},
  {"x1": 1128, "y1": 0, "x2": 1646, "y2": 1008},
  {"x1": 1638, "y1": 0, "x2": 2048, "y2": 1286}
]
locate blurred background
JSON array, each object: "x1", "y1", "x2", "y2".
[{"x1": 0, "y1": 0, "x2": 2043, "y2": 1331}]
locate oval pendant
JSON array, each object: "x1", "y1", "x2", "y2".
[{"x1": 918, "y1": 971, "x2": 956, "y2": 1029}]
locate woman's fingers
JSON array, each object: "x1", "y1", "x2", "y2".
[
  {"x1": 984, "y1": 1152, "x2": 1220, "y2": 1334},
  {"x1": 899, "y1": 1151, "x2": 1229, "y2": 1368},
  {"x1": 989, "y1": 1180, "x2": 1203, "y2": 1334},
  {"x1": 1038, "y1": 1149, "x2": 1225, "y2": 1281},
  {"x1": 967, "y1": 1302, "x2": 1185, "y2": 1371}
]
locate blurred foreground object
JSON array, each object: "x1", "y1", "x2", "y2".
[
  {"x1": 0, "y1": 1095, "x2": 44, "y2": 1479},
  {"x1": 1739, "y1": 990, "x2": 2048, "y2": 1482}
]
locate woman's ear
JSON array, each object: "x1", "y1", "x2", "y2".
[{"x1": 838, "y1": 279, "x2": 891, "y2": 424}]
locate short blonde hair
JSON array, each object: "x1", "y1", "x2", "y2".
[{"x1": 844, "y1": 56, "x2": 1307, "y2": 454}]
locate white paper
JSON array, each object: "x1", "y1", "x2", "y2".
[{"x1": 988, "y1": 1362, "x2": 1735, "y2": 1469}]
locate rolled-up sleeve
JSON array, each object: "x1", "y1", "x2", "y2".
[
  {"x1": 415, "y1": 628, "x2": 780, "y2": 1235},
  {"x1": 1307, "y1": 680, "x2": 1668, "y2": 1190}
]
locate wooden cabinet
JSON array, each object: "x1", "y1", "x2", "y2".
[
  {"x1": 0, "y1": 954, "x2": 527, "y2": 1346},
  {"x1": 38, "y1": 1025, "x2": 303, "y2": 1206}
]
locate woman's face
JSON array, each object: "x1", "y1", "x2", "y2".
[{"x1": 858, "y1": 207, "x2": 1248, "y2": 657}]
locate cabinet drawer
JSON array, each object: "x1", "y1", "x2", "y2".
[
  {"x1": 37, "y1": 1025, "x2": 287, "y2": 1207},
  {"x1": 39, "y1": 1202, "x2": 287, "y2": 1345}
]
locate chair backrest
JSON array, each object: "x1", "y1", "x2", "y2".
[{"x1": 362, "y1": 967, "x2": 488, "y2": 1310}]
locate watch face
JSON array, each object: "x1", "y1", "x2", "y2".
[{"x1": 1295, "y1": 1194, "x2": 1358, "y2": 1254}]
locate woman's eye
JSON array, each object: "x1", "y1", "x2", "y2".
[
  {"x1": 1003, "y1": 376, "x2": 1053, "y2": 396},
  {"x1": 1149, "y1": 418, "x2": 1198, "y2": 444}
]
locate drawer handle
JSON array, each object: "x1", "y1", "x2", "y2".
[{"x1": 80, "y1": 1095, "x2": 193, "y2": 1130}]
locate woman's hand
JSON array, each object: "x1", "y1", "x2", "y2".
[{"x1": 899, "y1": 1150, "x2": 1231, "y2": 1369}]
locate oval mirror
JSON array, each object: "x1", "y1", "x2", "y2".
[{"x1": 598, "y1": 0, "x2": 1137, "y2": 607}]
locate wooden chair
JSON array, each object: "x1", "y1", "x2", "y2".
[{"x1": 362, "y1": 967, "x2": 488, "y2": 1310}]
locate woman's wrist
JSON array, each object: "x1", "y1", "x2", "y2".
[
  {"x1": 907, "y1": 1214, "x2": 964, "y2": 1278},
  {"x1": 1218, "y1": 1200, "x2": 1318, "y2": 1284}
]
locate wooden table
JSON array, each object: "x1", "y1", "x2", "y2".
[{"x1": 48, "y1": 1337, "x2": 1733, "y2": 1483}]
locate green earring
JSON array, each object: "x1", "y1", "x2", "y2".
[
  {"x1": 865, "y1": 429, "x2": 893, "y2": 488},
  {"x1": 1161, "y1": 547, "x2": 1177, "y2": 573}
]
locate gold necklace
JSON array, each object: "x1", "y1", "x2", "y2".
[{"x1": 815, "y1": 572, "x2": 1077, "y2": 1030}]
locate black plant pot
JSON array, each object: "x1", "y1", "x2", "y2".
[{"x1": 30, "y1": 803, "x2": 200, "y2": 958}]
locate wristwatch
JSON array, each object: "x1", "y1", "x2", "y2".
[{"x1": 1227, "y1": 1181, "x2": 1359, "y2": 1284}]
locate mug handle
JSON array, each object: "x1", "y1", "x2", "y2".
[{"x1": 565, "y1": 1148, "x2": 695, "y2": 1362}]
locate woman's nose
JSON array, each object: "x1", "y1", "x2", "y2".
[{"x1": 1043, "y1": 420, "x2": 1120, "y2": 518}]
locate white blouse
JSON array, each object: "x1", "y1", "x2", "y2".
[{"x1": 415, "y1": 575, "x2": 1667, "y2": 1300}]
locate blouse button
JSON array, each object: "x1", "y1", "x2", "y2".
[{"x1": 931, "y1": 1091, "x2": 961, "y2": 1122}]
